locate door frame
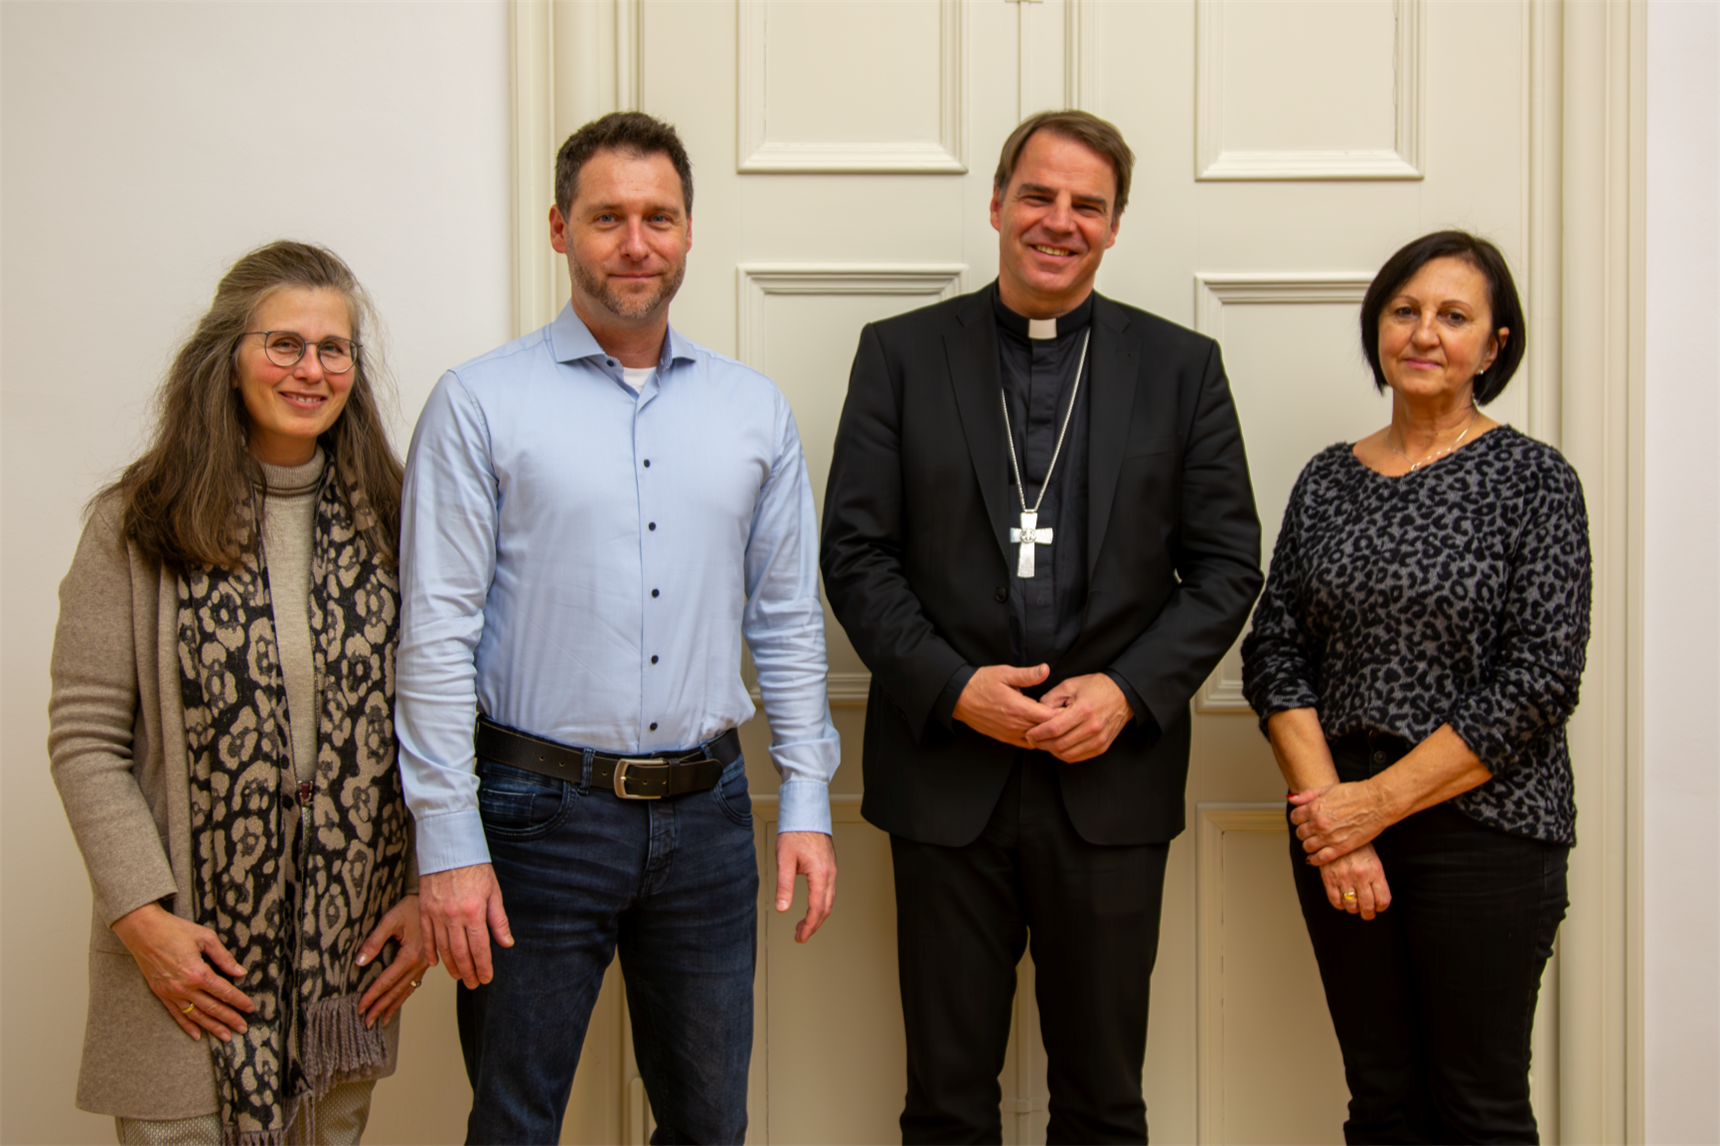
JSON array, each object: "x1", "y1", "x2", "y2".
[{"x1": 506, "y1": 2, "x2": 1649, "y2": 1140}]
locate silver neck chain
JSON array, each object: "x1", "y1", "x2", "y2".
[
  {"x1": 999, "y1": 328, "x2": 1091, "y2": 515},
  {"x1": 1386, "y1": 404, "x2": 1481, "y2": 471}
]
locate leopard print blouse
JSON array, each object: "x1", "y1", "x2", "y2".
[{"x1": 1241, "y1": 426, "x2": 1591, "y2": 844}]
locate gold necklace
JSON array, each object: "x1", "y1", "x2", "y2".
[{"x1": 1386, "y1": 405, "x2": 1481, "y2": 471}]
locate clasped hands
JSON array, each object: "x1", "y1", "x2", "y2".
[
  {"x1": 1289, "y1": 780, "x2": 1394, "y2": 921},
  {"x1": 952, "y1": 664, "x2": 1133, "y2": 763}
]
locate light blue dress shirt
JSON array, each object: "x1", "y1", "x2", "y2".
[{"x1": 398, "y1": 304, "x2": 839, "y2": 874}]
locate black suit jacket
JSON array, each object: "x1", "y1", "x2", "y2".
[{"x1": 820, "y1": 286, "x2": 1263, "y2": 847}]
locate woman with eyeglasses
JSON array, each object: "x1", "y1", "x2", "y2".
[
  {"x1": 1241, "y1": 231, "x2": 1590, "y2": 1143},
  {"x1": 48, "y1": 240, "x2": 427, "y2": 1144}
]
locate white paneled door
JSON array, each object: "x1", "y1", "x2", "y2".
[{"x1": 518, "y1": 2, "x2": 1555, "y2": 1142}]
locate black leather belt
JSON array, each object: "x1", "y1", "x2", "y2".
[{"x1": 474, "y1": 716, "x2": 738, "y2": 799}]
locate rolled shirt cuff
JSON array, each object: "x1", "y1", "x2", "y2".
[
  {"x1": 776, "y1": 778, "x2": 832, "y2": 835},
  {"x1": 413, "y1": 808, "x2": 494, "y2": 876}
]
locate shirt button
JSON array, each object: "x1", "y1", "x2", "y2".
[
  {"x1": 994, "y1": 586, "x2": 1008, "y2": 602},
  {"x1": 651, "y1": 655, "x2": 659, "y2": 664},
  {"x1": 643, "y1": 459, "x2": 651, "y2": 468},
  {"x1": 648, "y1": 522, "x2": 656, "y2": 531},
  {"x1": 651, "y1": 589, "x2": 660, "y2": 598},
  {"x1": 1373, "y1": 751, "x2": 1388, "y2": 764},
  {"x1": 649, "y1": 722, "x2": 658, "y2": 732}
]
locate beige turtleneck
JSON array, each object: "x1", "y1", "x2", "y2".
[{"x1": 256, "y1": 449, "x2": 325, "y2": 785}]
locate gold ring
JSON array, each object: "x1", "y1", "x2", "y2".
[
  {"x1": 182, "y1": 1002, "x2": 198, "y2": 1014},
  {"x1": 1342, "y1": 891, "x2": 1357, "y2": 900},
  {"x1": 409, "y1": 980, "x2": 421, "y2": 988}
]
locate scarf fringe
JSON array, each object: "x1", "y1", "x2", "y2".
[
  {"x1": 222, "y1": 1090, "x2": 312, "y2": 1146},
  {"x1": 302, "y1": 994, "x2": 389, "y2": 1095}
]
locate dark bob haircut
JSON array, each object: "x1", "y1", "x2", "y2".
[
  {"x1": 1360, "y1": 230, "x2": 1526, "y2": 406},
  {"x1": 555, "y1": 111, "x2": 694, "y2": 218}
]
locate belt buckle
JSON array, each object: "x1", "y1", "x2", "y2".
[{"x1": 613, "y1": 758, "x2": 663, "y2": 799}]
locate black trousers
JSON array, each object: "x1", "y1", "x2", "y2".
[
  {"x1": 891, "y1": 751, "x2": 1171, "y2": 1145},
  {"x1": 1295, "y1": 731, "x2": 1569, "y2": 1145}
]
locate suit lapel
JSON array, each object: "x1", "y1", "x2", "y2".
[
  {"x1": 1087, "y1": 294, "x2": 1137, "y2": 574},
  {"x1": 944, "y1": 291, "x2": 1011, "y2": 564}
]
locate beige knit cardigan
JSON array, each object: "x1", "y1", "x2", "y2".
[{"x1": 48, "y1": 493, "x2": 410, "y2": 1120}]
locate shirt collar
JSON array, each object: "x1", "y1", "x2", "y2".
[
  {"x1": 549, "y1": 302, "x2": 698, "y2": 373},
  {"x1": 990, "y1": 280, "x2": 1095, "y2": 341}
]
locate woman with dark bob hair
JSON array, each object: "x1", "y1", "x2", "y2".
[
  {"x1": 49, "y1": 240, "x2": 428, "y2": 1144},
  {"x1": 1242, "y1": 230, "x2": 1590, "y2": 1143}
]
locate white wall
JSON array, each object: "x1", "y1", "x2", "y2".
[
  {"x1": 1644, "y1": 1, "x2": 1720, "y2": 1142},
  {"x1": 0, "y1": 2, "x2": 512, "y2": 1142}
]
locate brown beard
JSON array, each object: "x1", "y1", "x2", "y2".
[{"x1": 572, "y1": 255, "x2": 686, "y2": 321}]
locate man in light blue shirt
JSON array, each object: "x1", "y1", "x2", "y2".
[{"x1": 397, "y1": 111, "x2": 839, "y2": 1144}]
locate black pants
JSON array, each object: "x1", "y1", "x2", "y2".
[
  {"x1": 891, "y1": 751, "x2": 1171, "y2": 1145},
  {"x1": 1295, "y1": 731, "x2": 1569, "y2": 1145}
]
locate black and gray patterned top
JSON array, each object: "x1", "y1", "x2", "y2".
[{"x1": 1241, "y1": 426, "x2": 1591, "y2": 844}]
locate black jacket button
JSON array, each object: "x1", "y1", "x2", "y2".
[{"x1": 994, "y1": 586, "x2": 1008, "y2": 603}]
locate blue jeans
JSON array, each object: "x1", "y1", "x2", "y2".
[{"x1": 457, "y1": 753, "x2": 759, "y2": 1145}]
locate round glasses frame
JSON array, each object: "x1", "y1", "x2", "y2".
[{"x1": 242, "y1": 330, "x2": 361, "y2": 374}]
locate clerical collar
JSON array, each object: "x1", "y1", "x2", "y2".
[{"x1": 991, "y1": 284, "x2": 1094, "y2": 341}]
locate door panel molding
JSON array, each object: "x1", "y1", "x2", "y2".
[
  {"x1": 512, "y1": 0, "x2": 556, "y2": 337},
  {"x1": 1190, "y1": 273, "x2": 1373, "y2": 715},
  {"x1": 1194, "y1": 0, "x2": 1424, "y2": 181},
  {"x1": 1195, "y1": 804, "x2": 1277, "y2": 1145},
  {"x1": 1065, "y1": 0, "x2": 1097, "y2": 110},
  {"x1": 736, "y1": 264, "x2": 969, "y2": 367},
  {"x1": 737, "y1": 0, "x2": 968, "y2": 172},
  {"x1": 509, "y1": 0, "x2": 644, "y2": 337},
  {"x1": 1196, "y1": 803, "x2": 1351, "y2": 1143},
  {"x1": 749, "y1": 672, "x2": 872, "y2": 707},
  {"x1": 1558, "y1": 3, "x2": 1647, "y2": 1142},
  {"x1": 753, "y1": 795, "x2": 893, "y2": 1145}
]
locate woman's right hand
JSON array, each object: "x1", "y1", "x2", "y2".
[
  {"x1": 1316, "y1": 842, "x2": 1392, "y2": 921},
  {"x1": 110, "y1": 902, "x2": 254, "y2": 1042}
]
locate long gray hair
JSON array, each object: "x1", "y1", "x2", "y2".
[{"x1": 106, "y1": 240, "x2": 402, "y2": 570}]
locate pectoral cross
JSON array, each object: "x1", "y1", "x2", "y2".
[
  {"x1": 1009, "y1": 511, "x2": 1053, "y2": 578},
  {"x1": 999, "y1": 327, "x2": 1089, "y2": 583}
]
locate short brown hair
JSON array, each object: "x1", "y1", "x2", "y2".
[
  {"x1": 555, "y1": 111, "x2": 694, "y2": 217},
  {"x1": 993, "y1": 110, "x2": 1134, "y2": 219},
  {"x1": 1360, "y1": 230, "x2": 1527, "y2": 406}
]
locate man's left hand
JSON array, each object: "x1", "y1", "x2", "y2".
[
  {"x1": 774, "y1": 830, "x2": 836, "y2": 944},
  {"x1": 1024, "y1": 673, "x2": 1134, "y2": 762}
]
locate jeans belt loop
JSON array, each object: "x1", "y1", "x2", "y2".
[{"x1": 579, "y1": 747, "x2": 594, "y2": 796}]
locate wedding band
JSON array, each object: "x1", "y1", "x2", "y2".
[
  {"x1": 1342, "y1": 891, "x2": 1358, "y2": 900},
  {"x1": 182, "y1": 1002, "x2": 198, "y2": 1014},
  {"x1": 408, "y1": 980, "x2": 421, "y2": 988}
]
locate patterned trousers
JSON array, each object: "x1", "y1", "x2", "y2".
[{"x1": 114, "y1": 1079, "x2": 374, "y2": 1146}]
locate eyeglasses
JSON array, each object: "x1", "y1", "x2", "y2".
[{"x1": 243, "y1": 331, "x2": 360, "y2": 374}]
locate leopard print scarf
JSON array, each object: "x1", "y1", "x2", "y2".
[{"x1": 177, "y1": 473, "x2": 408, "y2": 1145}]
